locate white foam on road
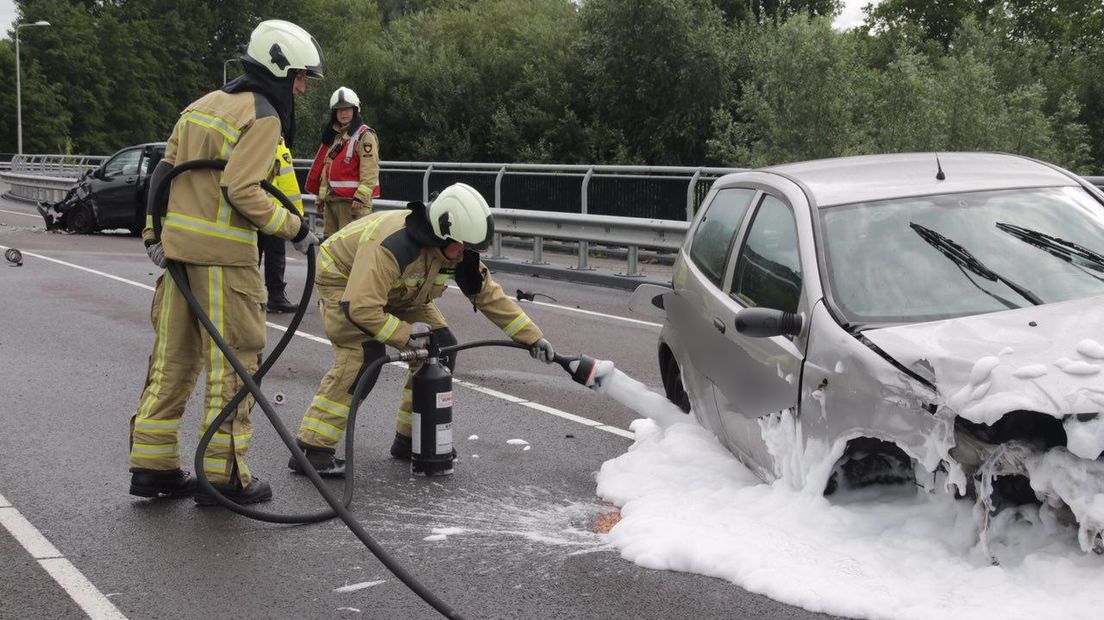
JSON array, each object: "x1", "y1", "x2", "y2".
[
  {"x1": 596, "y1": 418, "x2": 1104, "y2": 620},
  {"x1": 0, "y1": 493, "x2": 127, "y2": 619}
]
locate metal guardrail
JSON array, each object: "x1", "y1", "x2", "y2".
[
  {"x1": 1, "y1": 159, "x2": 689, "y2": 277},
  {"x1": 7, "y1": 154, "x2": 1101, "y2": 279}
]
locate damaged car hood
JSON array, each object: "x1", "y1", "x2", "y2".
[{"x1": 862, "y1": 295, "x2": 1104, "y2": 425}]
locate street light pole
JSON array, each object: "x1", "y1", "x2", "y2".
[{"x1": 15, "y1": 20, "x2": 51, "y2": 155}]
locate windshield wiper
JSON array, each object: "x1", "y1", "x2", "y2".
[
  {"x1": 995, "y1": 222, "x2": 1104, "y2": 280},
  {"x1": 909, "y1": 222, "x2": 1043, "y2": 306}
]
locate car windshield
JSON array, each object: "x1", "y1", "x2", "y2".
[{"x1": 819, "y1": 186, "x2": 1104, "y2": 324}]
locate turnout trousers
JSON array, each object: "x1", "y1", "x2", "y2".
[
  {"x1": 296, "y1": 284, "x2": 455, "y2": 449},
  {"x1": 321, "y1": 195, "x2": 369, "y2": 238},
  {"x1": 128, "y1": 264, "x2": 268, "y2": 485}
]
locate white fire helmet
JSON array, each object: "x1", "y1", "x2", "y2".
[
  {"x1": 428, "y1": 183, "x2": 494, "y2": 251},
  {"x1": 330, "y1": 87, "x2": 361, "y2": 110},
  {"x1": 243, "y1": 20, "x2": 324, "y2": 79}
]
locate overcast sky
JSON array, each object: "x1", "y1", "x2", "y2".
[{"x1": 0, "y1": 0, "x2": 878, "y2": 38}]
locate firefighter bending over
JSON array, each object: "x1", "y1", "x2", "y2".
[{"x1": 289, "y1": 183, "x2": 555, "y2": 475}]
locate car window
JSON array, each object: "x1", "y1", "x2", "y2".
[
  {"x1": 103, "y1": 149, "x2": 142, "y2": 177},
  {"x1": 730, "y1": 195, "x2": 802, "y2": 313},
  {"x1": 688, "y1": 188, "x2": 757, "y2": 287},
  {"x1": 820, "y1": 186, "x2": 1104, "y2": 324}
]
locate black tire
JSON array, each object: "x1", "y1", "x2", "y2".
[
  {"x1": 661, "y1": 351, "x2": 691, "y2": 414},
  {"x1": 67, "y1": 203, "x2": 96, "y2": 234}
]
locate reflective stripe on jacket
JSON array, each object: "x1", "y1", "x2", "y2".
[
  {"x1": 316, "y1": 209, "x2": 542, "y2": 349},
  {"x1": 144, "y1": 90, "x2": 305, "y2": 266}
]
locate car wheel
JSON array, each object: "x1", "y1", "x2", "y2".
[
  {"x1": 660, "y1": 351, "x2": 691, "y2": 414},
  {"x1": 66, "y1": 203, "x2": 96, "y2": 234}
]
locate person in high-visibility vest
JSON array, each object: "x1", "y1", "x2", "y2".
[
  {"x1": 258, "y1": 139, "x2": 305, "y2": 313},
  {"x1": 305, "y1": 86, "x2": 380, "y2": 237},
  {"x1": 129, "y1": 20, "x2": 323, "y2": 505}
]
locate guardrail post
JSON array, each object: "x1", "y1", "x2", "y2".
[
  {"x1": 621, "y1": 245, "x2": 644, "y2": 278},
  {"x1": 422, "y1": 164, "x2": 434, "y2": 202},
  {"x1": 491, "y1": 231, "x2": 503, "y2": 259},
  {"x1": 686, "y1": 168, "x2": 702, "y2": 221},
  {"x1": 529, "y1": 235, "x2": 547, "y2": 265},
  {"x1": 573, "y1": 166, "x2": 595, "y2": 271},
  {"x1": 494, "y1": 165, "x2": 505, "y2": 208}
]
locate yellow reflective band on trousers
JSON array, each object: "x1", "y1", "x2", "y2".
[
  {"x1": 311, "y1": 395, "x2": 350, "y2": 420},
  {"x1": 204, "y1": 266, "x2": 226, "y2": 426},
  {"x1": 503, "y1": 313, "x2": 532, "y2": 337},
  {"x1": 434, "y1": 273, "x2": 451, "y2": 285},
  {"x1": 300, "y1": 417, "x2": 344, "y2": 441},
  {"x1": 128, "y1": 264, "x2": 266, "y2": 486}
]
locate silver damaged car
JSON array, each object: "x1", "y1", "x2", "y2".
[{"x1": 631, "y1": 153, "x2": 1104, "y2": 555}]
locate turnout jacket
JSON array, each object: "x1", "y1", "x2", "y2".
[
  {"x1": 144, "y1": 89, "x2": 308, "y2": 266},
  {"x1": 308, "y1": 123, "x2": 380, "y2": 205},
  {"x1": 316, "y1": 208, "x2": 542, "y2": 349}
]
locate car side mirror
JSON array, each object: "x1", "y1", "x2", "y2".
[
  {"x1": 93, "y1": 167, "x2": 105, "y2": 180},
  {"x1": 734, "y1": 307, "x2": 803, "y2": 338}
]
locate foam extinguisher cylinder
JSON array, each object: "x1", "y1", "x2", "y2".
[{"x1": 411, "y1": 359, "x2": 455, "y2": 476}]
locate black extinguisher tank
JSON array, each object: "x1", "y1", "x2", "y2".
[{"x1": 411, "y1": 359, "x2": 455, "y2": 476}]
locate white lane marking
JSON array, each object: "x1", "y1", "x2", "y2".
[
  {"x1": 0, "y1": 493, "x2": 127, "y2": 619},
  {"x1": 6, "y1": 245, "x2": 635, "y2": 440},
  {"x1": 445, "y1": 284, "x2": 661, "y2": 328},
  {"x1": 0, "y1": 208, "x2": 43, "y2": 218},
  {"x1": 0, "y1": 246, "x2": 155, "y2": 292}
]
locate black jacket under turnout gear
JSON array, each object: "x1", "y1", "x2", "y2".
[{"x1": 224, "y1": 62, "x2": 298, "y2": 146}]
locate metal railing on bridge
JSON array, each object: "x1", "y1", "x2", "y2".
[{"x1": 3, "y1": 154, "x2": 713, "y2": 278}]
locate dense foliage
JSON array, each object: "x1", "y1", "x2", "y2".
[{"x1": 1, "y1": 0, "x2": 1101, "y2": 173}]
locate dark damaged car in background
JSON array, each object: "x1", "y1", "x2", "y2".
[
  {"x1": 38, "y1": 142, "x2": 165, "y2": 235},
  {"x1": 631, "y1": 152, "x2": 1104, "y2": 558}
]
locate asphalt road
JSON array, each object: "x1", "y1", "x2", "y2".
[{"x1": 0, "y1": 194, "x2": 832, "y2": 620}]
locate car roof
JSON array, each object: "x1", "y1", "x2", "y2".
[{"x1": 743, "y1": 152, "x2": 1080, "y2": 207}]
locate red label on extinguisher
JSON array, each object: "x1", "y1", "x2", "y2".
[{"x1": 437, "y1": 391, "x2": 453, "y2": 408}]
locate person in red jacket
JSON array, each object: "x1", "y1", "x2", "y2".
[{"x1": 305, "y1": 87, "x2": 380, "y2": 237}]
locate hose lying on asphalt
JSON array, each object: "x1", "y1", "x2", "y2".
[{"x1": 150, "y1": 159, "x2": 463, "y2": 619}]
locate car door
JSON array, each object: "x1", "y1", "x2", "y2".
[
  {"x1": 710, "y1": 193, "x2": 806, "y2": 476},
  {"x1": 668, "y1": 187, "x2": 758, "y2": 440},
  {"x1": 88, "y1": 147, "x2": 143, "y2": 228}
]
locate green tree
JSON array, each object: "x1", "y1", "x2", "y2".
[{"x1": 580, "y1": 0, "x2": 735, "y2": 164}]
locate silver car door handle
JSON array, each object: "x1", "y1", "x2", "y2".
[{"x1": 712, "y1": 317, "x2": 726, "y2": 334}]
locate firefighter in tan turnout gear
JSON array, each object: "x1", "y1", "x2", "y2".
[
  {"x1": 288, "y1": 183, "x2": 556, "y2": 476},
  {"x1": 128, "y1": 19, "x2": 323, "y2": 505},
  {"x1": 305, "y1": 86, "x2": 380, "y2": 237}
]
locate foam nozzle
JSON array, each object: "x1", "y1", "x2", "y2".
[{"x1": 555, "y1": 354, "x2": 599, "y2": 387}]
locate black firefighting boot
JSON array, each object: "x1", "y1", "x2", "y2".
[
  {"x1": 129, "y1": 468, "x2": 197, "y2": 499},
  {"x1": 287, "y1": 441, "x2": 346, "y2": 478},
  {"x1": 390, "y1": 432, "x2": 413, "y2": 460},
  {"x1": 266, "y1": 291, "x2": 298, "y2": 314},
  {"x1": 193, "y1": 476, "x2": 273, "y2": 506}
]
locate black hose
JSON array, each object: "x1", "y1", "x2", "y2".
[{"x1": 151, "y1": 160, "x2": 464, "y2": 619}]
